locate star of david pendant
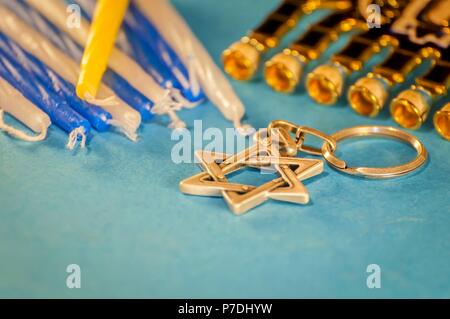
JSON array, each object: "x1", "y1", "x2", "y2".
[{"x1": 179, "y1": 128, "x2": 324, "y2": 215}]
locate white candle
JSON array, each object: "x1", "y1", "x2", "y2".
[{"x1": 0, "y1": 76, "x2": 51, "y2": 142}]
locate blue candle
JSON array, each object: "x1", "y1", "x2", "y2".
[
  {"x1": 0, "y1": 53, "x2": 91, "y2": 138},
  {"x1": 125, "y1": 1, "x2": 205, "y2": 103},
  {"x1": 0, "y1": 32, "x2": 112, "y2": 132},
  {"x1": 122, "y1": 26, "x2": 181, "y2": 91},
  {"x1": 102, "y1": 71, "x2": 154, "y2": 121}
]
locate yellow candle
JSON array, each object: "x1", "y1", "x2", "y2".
[{"x1": 76, "y1": 0, "x2": 129, "y2": 99}]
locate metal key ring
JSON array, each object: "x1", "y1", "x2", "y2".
[
  {"x1": 267, "y1": 120, "x2": 338, "y2": 155},
  {"x1": 321, "y1": 126, "x2": 428, "y2": 179},
  {"x1": 296, "y1": 126, "x2": 337, "y2": 156}
]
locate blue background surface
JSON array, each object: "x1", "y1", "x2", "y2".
[{"x1": 0, "y1": 0, "x2": 449, "y2": 298}]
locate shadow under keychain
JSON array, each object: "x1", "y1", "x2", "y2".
[{"x1": 180, "y1": 120, "x2": 428, "y2": 215}]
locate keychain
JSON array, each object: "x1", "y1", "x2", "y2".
[{"x1": 180, "y1": 120, "x2": 428, "y2": 215}]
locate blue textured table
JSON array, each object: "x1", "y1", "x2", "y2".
[{"x1": 0, "y1": 0, "x2": 449, "y2": 298}]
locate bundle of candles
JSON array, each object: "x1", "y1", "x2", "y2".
[
  {"x1": 0, "y1": 0, "x2": 253, "y2": 149},
  {"x1": 223, "y1": 0, "x2": 450, "y2": 141}
]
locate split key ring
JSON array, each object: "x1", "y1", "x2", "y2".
[{"x1": 321, "y1": 126, "x2": 428, "y2": 179}]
